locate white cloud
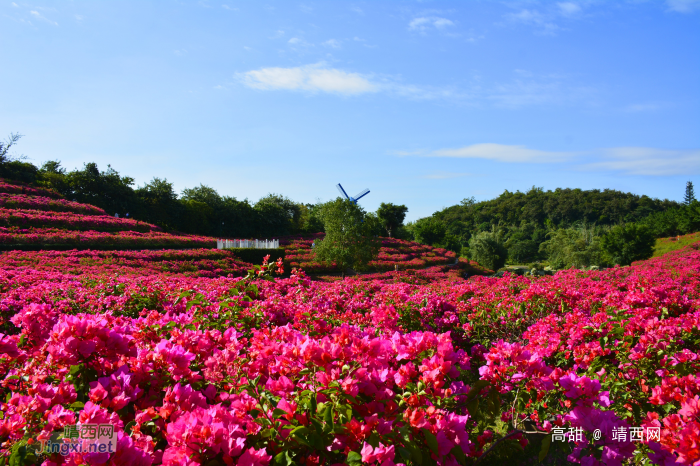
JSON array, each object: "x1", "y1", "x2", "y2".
[
  {"x1": 75, "y1": 14, "x2": 84, "y2": 21},
  {"x1": 624, "y1": 103, "x2": 661, "y2": 112},
  {"x1": 323, "y1": 39, "x2": 341, "y2": 48},
  {"x1": 557, "y1": 2, "x2": 582, "y2": 17},
  {"x1": 30, "y1": 10, "x2": 57, "y2": 26},
  {"x1": 424, "y1": 172, "x2": 473, "y2": 179},
  {"x1": 421, "y1": 143, "x2": 574, "y2": 163},
  {"x1": 409, "y1": 16, "x2": 455, "y2": 32},
  {"x1": 505, "y1": 9, "x2": 561, "y2": 35},
  {"x1": 288, "y1": 37, "x2": 301, "y2": 44},
  {"x1": 11, "y1": 2, "x2": 18, "y2": 6},
  {"x1": 239, "y1": 64, "x2": 377, "y2": 95},
  {"x1": 583, "y1": 148, "x2": 700, "y2": 176},
  {"x1": 350, "y1": 6, "x2": 364, "y2": 15},
  {"x1": 398, "y1": 143, "x2": 700, "y2": 176},
  {"x1": 221, "y1": 4, "x2": 237, "y2": 11},
  {"x1": 667, "y1": 0, "x2": 700, "y2": 13}
]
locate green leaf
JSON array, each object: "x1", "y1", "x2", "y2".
[
  {"x1": 422, "y1": 428, "x2": 439, "y2": 455},
  {"x1": 69, "y1": 401, "x2": 85, "y2": 410},
  {"x1": 124, "y1": 421, "x2": 136, "y2": 434},
  {"x1": 69, "y1": 364, "x2": 83, "y2": 375},
  {"x1": 397, "y1": 447, "x2": 412, "y2": 461},
  {"x1": 539, "y1": 433, "x2": 552, "y2": 463},
  {"x1": 272, "y1": 408, "x2": 288, "y2": 418},
  {"x1": 323, "y1": 405, "x2": 334, "y2": 432},
  {"x1": 346, "y1": 451, "x2": 362, "y2": 466},
  {"x1": 450, "y1": 446, "x2": 467, "y2": 464}
]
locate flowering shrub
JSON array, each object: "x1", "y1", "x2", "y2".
[
  {"x1": 0, "y1": 194, "x2": 106, "y2": 216},
  {"x1": 0, "y1": 248, "x2": 253, "y2": 277},
  {"x1": 0, "y1": 238, "x2": 699, "y2": 464},
  {"x1": 0, "y1": 228, "x2": 215, "y2": 250},
  {"x1": 281, "y1": 235, "x2": 457, "y2": 274},
  {"x1": 0, "y1": 180, "x2": 62, "y2": 199},
  {"x1": 0, "y1": 208, "x2": 161, "y2": 233}
]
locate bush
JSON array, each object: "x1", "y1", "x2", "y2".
[
  {"x1": 225, "y1": 248, "x2": 285, "y2": 265},
  {"x1": 601, "y1": 223, "x2": 655, "y2": 265},
  {"x1": 468, "y1": 229, "x2": 507, "y2": 272},
  {"x1": 539, "y1": 226, "x2": 606, "y2": 269}
]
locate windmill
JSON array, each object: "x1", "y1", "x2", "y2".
[{"x1": 336, "y1": 184, "x2": 370, "y2": 205}]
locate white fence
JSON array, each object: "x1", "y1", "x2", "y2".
[{"x1": 217, "y1": 239, "x2": 279, "y2": 250}]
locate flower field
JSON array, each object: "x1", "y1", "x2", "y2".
[
  {"x1": 0, "y1": 209, "x2": 162, "y2": 233},
  {"x1": 0, "y1": 194, "x2": 106, "y2": 216},
  {"x1": 0, "y1": 181, "x2": 62, "y2": 199},
  {"x1": 281, "y1": 235, "x2": 459, "y2": 274},
  {"x1": 0, "y1": 226, "x2": 699, "y2": 464},
  {"x1": 0, "y1": 249, "x2": 253, "y2": 278},
  {"x1": 0, "y1": 228, "x2": 216, "y2": 250}
]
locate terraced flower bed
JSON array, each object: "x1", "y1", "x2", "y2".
[
  {"x1": 0, "y1": 193, "x2": 106, "y2": 215},
  {"x1": 281, "y1": 234, "x2": 457, "y2": 274},
  {"x1": 0, "y1": 228, "x2": 215, "y2": 250},
  {"x1": 0, "y1": 208, "x2": 161, "y2": 233},
  {"x1": 0, "y1": 248, "x2": 253, "y2": 277}
]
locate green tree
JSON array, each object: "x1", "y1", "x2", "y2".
[
  {"x1": 601, "y1": 223, "x2": 655, "y2": 266},
  {"x1": 135, "y1": 178, "x2": 181, "y2": 230},
  {"x1": 0, "y1": 133, "x2": 22, "y2": 164},
  {"x1": 539, "y1": 225, "x2": 606, "y2": 269},
  {"x1": 314, "y1": 198, "x2": 381, "y2": 277},
  {"x1": 685, "y1": 181, "x2": 697, "y2": 205},
  {"x1": 376, "y1": 203, "x2": 408, "y2": 237},
  {"x1": 468, "y1": 228, "x2": 508, "y2": 272},
  {"x1": 412, "y1": 217, "x2": 447, "y2": 245}
]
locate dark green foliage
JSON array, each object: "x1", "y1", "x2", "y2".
[
  {"x1": 685, "y1": 181, "x2": 697, "y2": 205},
  {"x1": 411, "y1": 217, "x2": 447, "y2": 245},
  {"x1": 225, "y1": 248, "x2": 285, "y2": 265},
  {"x1": 638, "y1": 201, "x2": 700, "y2": 237},
  {"x1": 376, "y1": 203, "x2": 408, "y2": 237},
  {"x1": 601, "y1": 223, "x2": 656, "y2": 266},
  {"x1": 468, "y1": 229, "x2": 508, "y2": 272},
  {"x1": 539, "y1": 225, "x2": 606, "y2": 269},
  {"x1": 434, "y1": 186, "x2": 676, "y2": 242},
  {"x1": 314, "y1": 198, "x2": 381, "y2": 274},
  {"x1": 0, "y1": 161, "x2": 39, "y2": 184}
]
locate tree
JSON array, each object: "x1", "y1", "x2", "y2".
[
  {"x1": 685, "y1": 181, "x2": 697, "y2": 205},
  {"x1": 376, "y1": 203, "x2": 408, "y2": 237},
  {"x1": 601, "y1": 223, "x2": 655, "y2": 266},
  {"x1": 412, "y1": 217, "x2": 447, "y2": 245},
  {"x1": 539, "y1": 225, "x2": 605, "y2": 269},
  {"x1": 0, "y1": 133, "x2": 23, "y2": 164},
  {"x1": 314, "y1": 198, "x2": 381, "y2": 277},
  {"x1": 468, "y1": 228, "x2": 508, "y2": 272}
]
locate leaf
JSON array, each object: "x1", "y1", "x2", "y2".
[
  {"x1": 346, "y1": 451, "x2": 362, "y2": 466},
  {"x1": 466, "y1": 380, "x2": 490, "y2": 399},
  {"x1": 272, "y1": 408, "x2": 288, "y2": 419},
  {"x1": 539, "y1": 433, "x2": 552, "y2": 463},
  {"x1": 422, "y1": 428, "x2": 439, "y2": 455},
  {"x1": 70, "y1": 401, "x2": 85, "y2": 410},
  {"x1": 323, "y1": 405, "x2": 334, "y2": 433},
  {"x1": 397, "y1": 447, "x2": 412, "y2": 461},
  {"x1": 69, "y1": 364, "x2": 83, "y2": 375},
  {"x1": 124, "y1": 421, "x2": 136, "y2": 434},
  {"x1": 450, "y1": 446, "x2": 467, "y2": 464}
]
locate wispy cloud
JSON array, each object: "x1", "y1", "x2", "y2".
[
  {"x1": 557, "y1": 2, "x2": 582, "y2": 17},
  {"x1": 221, "y1": 4, "x2": 237, "y2": 11},
  {"x1": 237, "y1": 66, "x2": 594, "y2": 106},
  {"x1": 409, "y1": 16, "x2": 455, "y2": 32},
  {"x1": 666, "y1": 0, "x2": 700, "y2": 13},
  {"x1": 239, "y1": 64, "x2": 378, "y2": 95},
  {"x1": 623, "y1": 103, "x2": 662, "y2": 113},
  {"x1": 423, "y1": 172, "x2": 473, "y2": 179},
  {"x1": 396, "y1": 143, "x2": 700, "y2": 176},
  {"x1": 401, "y1": 143, "x2": 574, "y2": 163},
  {"x1": 582, "y1": 148, "x2": 700, "y2": 176},
  {"x1": 504, "y1": 2, "x2": 587, "y2": 35},
  {"x1": 323, "y1": 39, "x2": 341, "y2": 49},
  {"x1": 30, "y1": 10, "x2": 58, "y2": 26}
]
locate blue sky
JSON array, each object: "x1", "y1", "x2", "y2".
[{"x1": 1, "y1": 0, "x2": 699, "y2": 221}]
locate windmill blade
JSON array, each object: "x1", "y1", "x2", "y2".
[
  {"x1": 336, "y1": 184, "x2": 351, "y2": 200},
  {"x1": 353, "y1": 189, "x2": 370, "y2": 201}
]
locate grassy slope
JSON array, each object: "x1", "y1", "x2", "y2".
[{"x1": 653, "y1": 231, "x2": 700, "y2": 257}]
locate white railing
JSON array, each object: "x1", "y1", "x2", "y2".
[{"x1": 217, "y1": 239, "x2": 279, "y2": 250}]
